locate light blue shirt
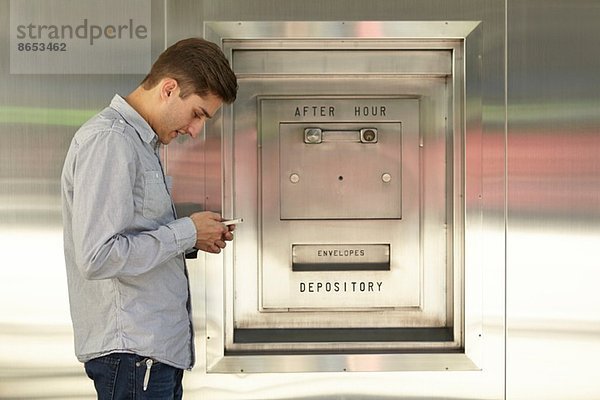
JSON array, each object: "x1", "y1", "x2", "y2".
[{"x1": 61, "y1": 95, "x2": 197, "y2": 369}]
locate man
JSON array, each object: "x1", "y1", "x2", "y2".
[{"x1": 61, "y1": 38, "x2": 238, "y2": 399}]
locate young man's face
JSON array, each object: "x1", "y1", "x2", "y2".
[{"x1": 155, "y1": 87, "x2": 222, "y2": 145}]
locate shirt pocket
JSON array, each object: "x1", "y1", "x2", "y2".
[{"x1": 142, "y1": 170, "x2": 171, "y2": 220}]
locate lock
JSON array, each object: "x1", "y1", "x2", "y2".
[
  {"x1": 304, "y1": 128, "x2": 322, "y2": 144},
  {"x1": 360, "y1": 128, "x2": 378, "y2": 143}
]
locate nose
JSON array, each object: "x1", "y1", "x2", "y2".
[{"x1": 187, "y1": 119, "x2": 205, "y2": 139}]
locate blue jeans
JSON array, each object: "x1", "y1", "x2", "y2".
[{"x1": 84, "y1": 353, "x2": 183, "y2": 399}]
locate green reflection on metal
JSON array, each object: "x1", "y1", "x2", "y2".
[{"x1": 0, "y1": 106, "x2": 96, "y2": 126}]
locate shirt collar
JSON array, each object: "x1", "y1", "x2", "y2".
[{"x1": 109, "y1": 94, "x2": 157, "y2": 145}]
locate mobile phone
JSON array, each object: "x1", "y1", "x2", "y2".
[{"x1": 223, "y1": 218, "x2": 244, "y2": 226}]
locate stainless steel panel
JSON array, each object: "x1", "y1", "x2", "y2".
[
  {"x1": 258, "y1": 98, "x2": 423, "y2": 314},
  {"x1": 233, "y1": 49, "x2": 452, "y2": 75},
  {"x1": 506, "y1": 1, "x2": 600, "y2": 399},
  {"x1": 192, "y1": 14, "x2": 500, "y2": 400},
  {"x1": 260, "y1": 98, "x2": 420, "y2": 312},
  {"x1": 279, "y1": 120, "x2": 403, "y2": 220},
  {"x1": 277, "y1": 108, "x2": 405, "y2": 218},
  {"x1": 202, "y1": 21, "x2": 483, "y2": 378},
  {"x1": 230, "y1": 77, "x2": 452, "y2": 338}
]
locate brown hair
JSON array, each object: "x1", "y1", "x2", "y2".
[{"x1": 141, "y1": 38, "x2": 237, "y2": 103}]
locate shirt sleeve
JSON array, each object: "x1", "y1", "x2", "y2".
[{"x1": 70, "y1": 125, "x2": 196, "y2": 280}]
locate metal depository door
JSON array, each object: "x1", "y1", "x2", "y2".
[{"x1": 204, "y1": 22, "x2": 483, "y2": 373}]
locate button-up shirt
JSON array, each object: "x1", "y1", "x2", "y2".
[{"x1": 61, "y1": 94, "x2": 197, "y2": 369}]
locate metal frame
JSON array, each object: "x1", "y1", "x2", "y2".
[{"x1": 204, "y1": 21, "x2": 482, "y2": 374}]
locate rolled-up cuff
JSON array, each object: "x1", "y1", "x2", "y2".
[{"x1": 167, "y1": 217, "x2": 197, "y2": 253}]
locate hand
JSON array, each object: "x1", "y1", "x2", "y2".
[{"x1": 189, "y1": 211, "x2": 230, "y2": 254}]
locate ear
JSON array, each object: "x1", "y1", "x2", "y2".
[{"x1": 159, "y1": 78, "x2": 179, "y2": 101}]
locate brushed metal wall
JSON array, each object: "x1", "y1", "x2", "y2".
[
  {"x1": 0, "y1": 0, "x2": 599, "y2": 399},
  {"x1": 506, "y1": 1, "x2": 600, "y2": 399}
]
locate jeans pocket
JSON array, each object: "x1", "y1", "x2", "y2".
[
  {"x1": 136, "y1": 359, "x2": 183, "y2": 399},
  {"x1": 84, "y1": 355, "x2": 120, "y2": 400}
]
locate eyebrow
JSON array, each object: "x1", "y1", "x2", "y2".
[{"x1": 198, "y1": 107, "x2": 213, "y2": 119}]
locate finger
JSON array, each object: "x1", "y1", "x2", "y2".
[{"x1": 206, "y1": 211, "x2": 223, "y2": 221}]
